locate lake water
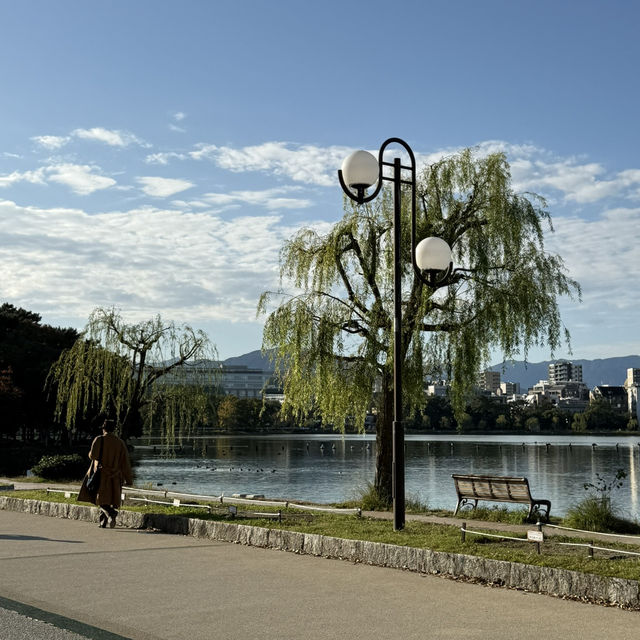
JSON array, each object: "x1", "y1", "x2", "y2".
[{"x1": 130, "y1": 433, "x2": 640, "y2": 519}]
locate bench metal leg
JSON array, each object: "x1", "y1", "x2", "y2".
[
  {"x1": 530, "y1": 500, "x2": 551, "y2": 522},
  {"x1": 454, "y1": 498, "x2": 477, "y2": 516}
]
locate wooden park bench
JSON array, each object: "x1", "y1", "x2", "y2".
[{"x1": 452, "y1": 474, "x2": 551, "y2": 522}]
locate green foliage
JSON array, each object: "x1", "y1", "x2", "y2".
[
  {"x1": 0, "y1": 303, "x2": 79, "y2": 441},
  {"x1": 31, "y1": 454, "x2": 87, "y2": 480},
  {"x1": 47, "y1": 307, "x2": 217, "y2": 441},
  {"x1": 214, "y1": 397, "x2": 291, "y2": 432},
  {"x1": 259, "y1": 148, "x2": 579, "y2": 501},
  {"x1": 571, "y1": 399, "x2": 628, "y2": 432}
]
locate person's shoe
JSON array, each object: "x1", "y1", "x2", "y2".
[
  {"x1": 109, "y1": 510, "x2": 118, "y2": 528},
  {"x1": 99, "y1": 512, "x2": 108, "y2": 528}
]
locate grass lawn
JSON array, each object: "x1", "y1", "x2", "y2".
[{"x1": 3, "y1": 489, "x2": 640, "y2": 581}]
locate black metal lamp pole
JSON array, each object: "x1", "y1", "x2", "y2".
[
  {"x1": 338, "y1": 138, "x2": 419, "y2": 531},
  {"x1": 339, "y1": 138, "x2": 452, "y2": 531},
  {"x1": 391, "y1": 154, "x2": 406, "y2": 531}
]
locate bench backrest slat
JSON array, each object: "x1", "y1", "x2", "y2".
[{"x1": 452, "y1": 474, "x2": 533, "y2": 502}]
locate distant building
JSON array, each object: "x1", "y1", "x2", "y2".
[
  {"x1": 557, "y1": 397, "x2": 589, "y2": 412},
  {"x1": 499, "y1": 381, "x2": 521, "y2": 396},
  {"x1": 624, "y1": 369, "x2": 640, "y2": 417},
  {"x1": 528, "y1": 381, "x2": 562, "y2": 405},
  {"x1": 548, "y1": 361, "x2": 583, "y2": 384},
  {"x1": 478, "y1": 370, "x2": 501, "y2": 394},
  {"x1": 590, "y1": 385, "x2": 628, "y2": 411},
  {"x1": 629, "y1": 387, "x2": 640, "y2": 420},
  {"x1": 625, "y1": 368, "x2": 640, "y2": 387},
  {"x1": 219, "y1": 365, "x2": 276, "y2": 399},
  {"x1": 527, "y1": 378, "x2": 588, "y2": 409},
  {"x1": 426, "y1": 381, "x2": 449, "y2": 397},
  {"x1": 162, "y1": 360, "x2": 276, "y2": 400}
]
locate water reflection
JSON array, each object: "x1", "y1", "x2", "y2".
[{"x1": 131, "y1": 434, "x2": 640, "y2": 518}]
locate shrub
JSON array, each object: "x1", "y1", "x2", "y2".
[
  {"x1": 563, "y1": 469, "x2": 639, "y2": 534},
  {"x1": 354, "y1": 483, "x2": 428, "y2": 513},
  {"x1": 31, "y1": 454, "x2": 87, "y2": 480},
  {"x1": 357, "y1": 483, "x2": 391, "y2": 511},
  {"x1": 564, "y1": 495, "x2": 618, "y2": 532}
]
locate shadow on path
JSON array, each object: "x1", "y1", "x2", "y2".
[{"x1": 0, "y1": 534, "x2": 84, "y2": 543}]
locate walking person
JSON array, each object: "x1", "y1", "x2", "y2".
[{"x1": 78, "y1": 418, "x2": 133, "y2": 528}]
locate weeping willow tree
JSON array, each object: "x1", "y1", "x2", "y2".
[
  {"x1": 47, "y1": 307, "x2": 217, "y2": 442},
  {"x1": 258, "y1": 148, "x2": 580, "y2": 505}
]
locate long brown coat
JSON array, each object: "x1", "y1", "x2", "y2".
[{"x1": 78, "y1": 433, "x2": 133, "y2": 508}]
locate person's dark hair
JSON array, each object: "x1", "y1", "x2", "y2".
[{"x1": 102, "y1": 419, "x2": 116, "y2": 433}]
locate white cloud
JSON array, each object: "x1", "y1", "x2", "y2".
[
  {"x1": 190, "y1": 141, "x2": 352, "y2": 186},
  {"x1": 193, "y1": 187, "x2": 312, "y2": 211},
  {"x1": 173, "y1": 112, "x2": 186, "y2": 121},
  {"x1": 0, "y1": 199, "x2": 325, "y2": 326},
  {"x1": 72, "y1": 127, "x2": 149, "y2": 148},
  {"x1": 145, "y1": 152, "x2": 187, "y2": 165},
  {"x1": 137, "y1": 176, "x2": 194, "y2": 198},
  {"x1": 185, "y1": 139, "x2": 640, "y2": 203},
  {"x1": 546, "y1": 206, "x2": 640, "y2": 309},
  {"x1": 46, "y1": 164, "x2": 116, "y2": 195},
  {"x1": 31, "y1": 135, "x2": 71, "y2": 150},
  {"x1": 0, "y1": 168, "x2": 47, "y2": 188}
]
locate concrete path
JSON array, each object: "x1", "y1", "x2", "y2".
[{"x1": 1, "y1": 509, "x2": 638, "y2": 640}]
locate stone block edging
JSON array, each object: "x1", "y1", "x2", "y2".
[{"x1": 2, "y1": 496, "x2": 638, "y2": 609}]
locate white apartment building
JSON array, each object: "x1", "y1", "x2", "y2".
[{"x1": 626, "y1": 368, "x2": 640, "y2": 418}]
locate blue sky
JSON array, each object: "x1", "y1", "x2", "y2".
[{"x1": 1, "y1": 1, "x2": 639, "y2": 364}]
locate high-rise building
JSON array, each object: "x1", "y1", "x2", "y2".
[
  {"x1": 548, "y1": 361, "x2": 583, "y2": 384},
  {"x1": 478, "y1": 370, "x2": 501, "y2": 394}
]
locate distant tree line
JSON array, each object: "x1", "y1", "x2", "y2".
[{"x1": 404, "y1": 395, "x2": 638, "y2": 433}]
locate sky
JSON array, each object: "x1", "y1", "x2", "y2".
[{"x1": 1, "y1": 1, "x2": 639, "y2": 363}]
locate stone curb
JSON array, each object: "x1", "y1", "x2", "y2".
[{"x1": 2, "y1": 496, "x2": 639, "y2": 609}]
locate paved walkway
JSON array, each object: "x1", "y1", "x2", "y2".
[{"x1": 1, "y1": 509, "x2": 638, "y2": 640}]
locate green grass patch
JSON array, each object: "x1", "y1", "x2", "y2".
[{"x1": 3, "y1": 489, "x2": 640, "y2": 581}]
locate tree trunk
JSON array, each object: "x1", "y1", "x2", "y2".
[{"x1": 374, "y1": 371, "x2": 394, "y2": 506}]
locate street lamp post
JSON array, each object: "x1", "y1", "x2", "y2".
[{"x1": 338, "y1": 138, "x2": 452, "y2": 531}]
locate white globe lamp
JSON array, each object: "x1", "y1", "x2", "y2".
[
  {"x1": 414, "y1": 237, "x2": 452, "y2": 272},
  {"x1": 341, "y1": 150, "x2": 379, "y2": 190}
]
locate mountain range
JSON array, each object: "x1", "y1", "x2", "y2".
[{"x1": 224, "y1": 351, "x2": 640, "y2": 391}]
